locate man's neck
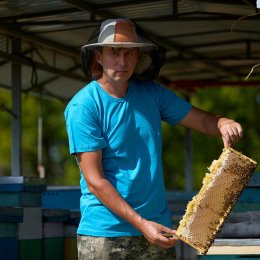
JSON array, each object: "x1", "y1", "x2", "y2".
[{"x1": 97, "y1": 78, "x2": 129, "y2": 98}]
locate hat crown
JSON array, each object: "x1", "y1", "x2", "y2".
[
  {"x1": 81, "y1": 18, "x2": 166, "y2": 80},
  {"x1": 98, "y1": 19, "x2": 138, "y2": 44}
]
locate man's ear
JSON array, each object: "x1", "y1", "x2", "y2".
[
  {"x1": 94, "y1": 50, "x2": 102, "y2": 66},
  {"x1": 91, "y1": 49, "x2": 103, "y2": 79}
]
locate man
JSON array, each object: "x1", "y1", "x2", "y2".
[{"x1": 65, "y1": 18, "x2": 243, "y2": 260}]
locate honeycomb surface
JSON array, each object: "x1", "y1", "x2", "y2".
[{"x1": 175, "y1": 147, "x2": 257, "y2": 254}]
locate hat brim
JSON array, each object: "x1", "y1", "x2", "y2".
[{"x1": 82, "y1": 42, "x2": 156, "y2": 49}]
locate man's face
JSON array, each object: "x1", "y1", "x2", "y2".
[{"x1": 95, "y1": 47, "x2": 139, "y2": 85}]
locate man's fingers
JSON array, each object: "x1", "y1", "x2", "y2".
[
  {"x1": 159, "y1": 229, "x2": 177, "y2": 248},
  {"x1": 160, "y1": 228, "x2": 176, "y2": 238},
  {"x1": 221, "y1": 123, "x2": 243, "y2": 147},
  {"x1": 236, "y1": 124, "x2": 243, "y2": 138}
]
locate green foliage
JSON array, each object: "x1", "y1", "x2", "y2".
[
  {"x1": 35, "y1": 96, "x2": 79, "y2": 186},
  {"x1": 0, "y1": 90, "x2": 12, "y2": 175},
  {"x1": 162, "y1": 86, "x2": 260, "y2": 191},
  {"x1": 162, "y1": 122, "x2": 186, "y2": 190},
  {"x1": 0, "y1": 86, "x2": 259, "y2": 189},
  {"x1": 0, "y1": 89, "x2": 79, "y2": 185}
]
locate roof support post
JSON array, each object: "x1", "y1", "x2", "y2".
[
  {"x1": 184, "y1": 128, "x2": 193, "y2": 192},
  {"x1": 173, "y1": 0, "x2": 178, "y2": 18},
  {"x1": 11, "y1": 36, "x2": 22, "y2": 176},
  {"x1": 184, "y1": 94, "x2": 193, "y2": 192}
]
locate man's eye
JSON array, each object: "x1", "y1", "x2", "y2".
[{"x1": 127, "y1": 50, "x2": 136, "y2": 55}]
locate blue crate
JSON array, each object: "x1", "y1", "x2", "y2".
[
  {"x1": 0, "y1": 176, "x2": 46, "y2": 192},
  {"x1": 0, "y1": 237, "x2": 19, "y2": 260},
  {"x1": 247, "y1": 172, "x2": 260, "y2": 187},
  {"x1": 0, "y1": 192, "x2": 42, "y2": 207},
  {"x1": 238, "y1": 188, "x2": 260, "y2": 203},
  {"x1": 199, "y1": 255, "x2": 260, "y2": 259},
  {"x1": 0, "y1": 207, "x2": 23, "y2": 223},
  {"x1": 42, "y1": 186, "x2": 81, "y2": 210}
]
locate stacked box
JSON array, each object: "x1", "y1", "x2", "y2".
[
  {"x1": 43, "y1": 220, "x2": 65, "y2": 260},
  {"x1": 64, "y1": 210, "x2": 80, "y2": 260},
  {"x1": 64, "y1": 224, "x2": 78, "y2": 260},
  {"x1": 0, "y1": 176, "x2": 46, "y2": 260},
  {"x1": 42, "y1": 206, "x2": 73, "y2": 259},
  {"x1": 0, "y1": 180, "x2": 81, "y2": 260},
  {"x1": 19, "y1": 207, "x2": 42, "y2": 260},
  {"x1": 166, "y1": 191, "x2": 196, "y2": 228},
  {"x1": 42, "y1": 186, "x2": 81, "y2": 210},
  {"x1": 0, "y1": 207, "x2": 23, "y2": 260},
  {"x1": 42, "y1": 186, "x2": 81, "y2": 260},
  {"x1": 217, "y1": 172, "x2": 260, "y2": 239},
  {"x1": 166, "y1": 191, "x2": 197, "y2": 260},
  {"x1": 234, "y1": 172, "x2": 260, "y2": 212},
  {"x1": 198, "y1": 172, "x2": 260, "y2": 258},
  {"x1": 200, "y1": 254, "x2": 260, "y2": 260}
]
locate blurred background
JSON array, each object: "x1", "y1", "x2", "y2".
[
  {"x1": 0, "y1": 0, "x2": 259, "y2": 191},
  {"x1": 0, "y1": 86, "x2": 259, "y2": 190}
]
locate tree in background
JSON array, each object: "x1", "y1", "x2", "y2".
[
  {"x1": 163, "y1": 86, "x2": 260, "y2": 190},
  {"x1": 0, "y1": 90, "x2": 79, "y2": 185},
  {"x1": 0, "y1": 90, "x2": 12, "y2": 176},
  {"x1": 0, "y1": 86, "x2": 259, "y2": 190}
]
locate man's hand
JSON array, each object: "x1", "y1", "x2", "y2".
[
  {"x1": 217, "y1": 118, "x2": 243, "y2": 147},
  {"x1": 138, "y1": 219, "x2": 177, "y2": 249}
]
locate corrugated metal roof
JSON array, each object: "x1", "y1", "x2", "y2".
[{"x1": 0, "y1": 0, "x2": 259, "y2": 100}]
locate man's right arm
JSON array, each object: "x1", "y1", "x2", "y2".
[{"x1": 76, "y1": 150, "x2": 176, "y2": 249}]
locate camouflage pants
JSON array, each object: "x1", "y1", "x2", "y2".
[{"x1": 77, "y1": 235, "x2": 176, "y2": 260}]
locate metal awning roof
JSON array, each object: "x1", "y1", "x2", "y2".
[{"x1": 0, "y1": 0, "x2": 260, "y2": 101}]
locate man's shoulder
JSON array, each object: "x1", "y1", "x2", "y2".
[
  {"x1": 131, "y1": 79, "x2": 162, "y2": 92},
  {"x1": 65, "y1": 81, "x2": 99, "y2": 114},
  {"x1": 70, "y1": 81, "x2": 98, "y2": 103}
]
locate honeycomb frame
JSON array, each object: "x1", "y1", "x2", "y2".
[{"x1": 175, "y1": 147, "x2": 257, "y2": 254}]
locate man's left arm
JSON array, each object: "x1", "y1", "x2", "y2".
[{"x1": 179, "y1": 106, "x2": 243, "y2": 147}]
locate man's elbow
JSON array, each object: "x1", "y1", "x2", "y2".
[
  {"x1": 88, "y1": 184, "x2": 97, "y2": 195},
  {"x1": 87, "y1": 178, "x2": 106, "y2": 196}
]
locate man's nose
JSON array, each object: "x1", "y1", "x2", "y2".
[{"x1": 118, "y1": 54, "x2": 126, "y2": 66}]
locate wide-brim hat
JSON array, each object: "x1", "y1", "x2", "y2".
[{"x1": 81, "y1": 18, "x2": 166, "y2": 80}]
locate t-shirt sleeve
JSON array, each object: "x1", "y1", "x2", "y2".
[
  {"x1": 156, "y1": 82, "x2": 192, "y2": 125},
  {"x1": 64, "y1": 102, "x2": 107, "y2": 154}
]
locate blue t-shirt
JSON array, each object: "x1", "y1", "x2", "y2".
[{"x1": 64, "y1": 79, "x2": 192, "y2": 237}]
